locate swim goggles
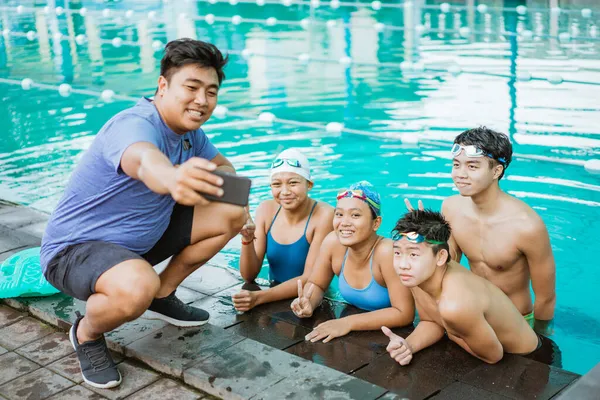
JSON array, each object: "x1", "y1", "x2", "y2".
[
  {"x1": 451, "y1": 144, "x2": 506, "y2": 165},
  {"x1": 336, "y1": 189, "x2": 381, "y2": 215},
  {"x1": 271, "y1": 158, "x2": 302, "y2": 169},
  {"x1": 392, "y1": 231, "x2": 445, "y2": 245}
]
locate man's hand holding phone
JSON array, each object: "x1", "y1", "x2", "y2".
[{"x1": 168, "y1": 158, "x2": 224, "y2": 206}]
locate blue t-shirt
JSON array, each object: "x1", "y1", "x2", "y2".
[{"x1": 40, "y1": 98, "x2": 219, "y2": 271}]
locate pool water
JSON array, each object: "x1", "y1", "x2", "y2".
[{"x1": 1, "y1": 0, "x2": 599, "y2": 374}]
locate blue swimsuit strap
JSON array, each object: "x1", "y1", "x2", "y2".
[
  {"x1": 268, "y1": 200, "x2": 317, "y2": 236},
  {"x1": 340, "y1": 236, "x2": 381, "y2": 279}
]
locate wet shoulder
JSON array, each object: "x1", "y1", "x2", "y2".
[
  {"x1": 311, "y1": 201, "x2": 334, "y2": 225},
  {"x1": 506, "y1": 195, "x2": 547, "y2": 234},
  {"x1": 255, "y1": 199, "x2": 280, "y2": 228},
  {"x1": 374, "y1": 237, "x2": 394, "y2": 260},
  {"x1": 442, "y1": 195, "x2": 469, "y2": 218}
]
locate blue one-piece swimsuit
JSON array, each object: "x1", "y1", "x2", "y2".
[
  {"x1": 338, "y1": 246, "x2": 392, "y2": 311},
  {"x1": 266, "y1": 201, "x2": 317, "y2": 284}
]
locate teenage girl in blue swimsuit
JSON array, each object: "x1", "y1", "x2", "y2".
[
  {"x1": 291, "y1": 181, "x2": 415, "y2": 343},
  {"x1": 233, "y1": 149, "x2": 334, "y2": 312}
]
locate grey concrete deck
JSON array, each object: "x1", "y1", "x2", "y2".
[{"x1": 0, "y1": 200, "x2": 586, "y2": 399}]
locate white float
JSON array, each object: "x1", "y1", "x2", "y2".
[
  {"x1": 547, "y1": 74, "x2": 563, "y2": 85},
  {"x1": 516, "y1": 71, "x2": 531, "y2": 81},
  {"x1": 75, "y1": 34, "x2": 86, "y2": 45},
  {"x1": 213, "y1": 105, "x2": 228, "y2": 119},
  {"x1": 581, "y1": 8, "x2": 592, "y2": 18},
  {"x1": 330, "y1": 0, "x2": 340, "y2": 9},
  {"x1": 26, "y1": 31, "x2": 36, "y2": 41},
  {"x1": 516, "y1": 5, "x2": 527, "y2": 15},
  {"x1": 258, "y1": 112, "x2": 276, "y2": 123},
  {"x1": 21, "y1": 78, "x2": 33, "y2": 90},
  {"x1": 521, "y1": 30, "x2": 533, "y2": 40},
  {"x1": 55, "y1": 6, "x2": 64, "y2": 16},
  {"x1": 448, "y1": 64, "x2": 461, "y2": 76},
  {"x1": 256, "y1": 0, "x2": 265, "y2": 5},
  {"x1": 476, "y1": 4, "x2": 488, "y2": 13},
  {"x1": 374, "y1": 23, "x2": 385, "y2": 32},
  {"x1": 459, "y1": 27, "x2": 470, "y2": 37},
  {"x1": 112, "y1": 37, "x2": 123, "y2": 48},
  {"x1": 440, "y1": 3, "x2": 450, "y2": 13},
  {"x1": 298, "y1": 53, "x2": 310, "y2": 63},
  {"x1": 205, "y1": 14, "x2": 216, "y2": 25},
  {"x1": 371, "y1": 1, "x2": 382, "y2": 11},
  {"x1": 558, "y1": 32, "x2": 570, "y2": 42},
  {"x1": 101, "y1": 90, "x2": 115, "y2": 102},
  {"x1": 80, "y1": 8, "x2": 87, "y2": 16},
  {"x1": 266, "y1": 17, "x2": 277, "y2": 26},
  {"x1": 58, "y1": 83, "x2": 72, "y2": 97},
  {"x1": 339, "y1": 56, "x2": 352, "y2": 65},
  {"x1": 584, "y1": 159, "x2": 600, "y2": 174},
  {"x1": 300, "y1": 18, "x2": 310, "y2": 29},
  {"x1": 326, "y1": 122, "x2": 344, "y2": 133},
  {"x1": 152, "y1": 40, "x2": 164, "y2": 52},
  {"x1": 232, "y1": 15, "x2": 242, "y2": 25},
  {"x1": 241, "y1": 49, "x2": 252, "y2": 59}
]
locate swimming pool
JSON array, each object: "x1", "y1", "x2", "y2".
[{"x1": 1, "y1": 0, "x2": 599, "y2": 375}]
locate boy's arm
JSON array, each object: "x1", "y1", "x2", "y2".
[
  {"x1": 519, "y1": 217, "x2": 556, "y2": 321},
  {"x1": 382, "y1": 296, "x2": 445, "y2": 366},
  {"x1": 441, "y1": 199, "x2": 463, "y2": 262},
  {"x1": 441, "y1": 305, "x2": 504, "y2": 364}
]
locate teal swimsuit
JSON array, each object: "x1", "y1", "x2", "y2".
[
  {"x1": 338, "y1": 246, "x2": 392, "y2": 311},
  {"x1": 266, "y1": 202, "x2": 317, "y2": 284}
]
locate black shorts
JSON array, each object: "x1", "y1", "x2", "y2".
[
  {"x1": 44, "y1": 204, "x2": 194, "y2": 301},
  {"x1": 524, "y1": 334, "x2": 562, "y2": 368}
]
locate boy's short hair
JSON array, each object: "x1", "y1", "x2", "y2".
[
  {"x1": 454, "y1": 126, "x2": 513, "y2": 180},
  {"x1": 392, "y1": 209, "x2": 451, "y2": 256}
]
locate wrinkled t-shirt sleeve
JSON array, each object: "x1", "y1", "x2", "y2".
[
  {"x1": 193, "y1": 128, "x2": 219, "y2": 161},
  {"x1": 102, "y1": 115, "x2": 162, "y2": 173}
]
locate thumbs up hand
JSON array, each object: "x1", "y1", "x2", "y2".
[{"x1": 382, "y1": 326, "x2": 413, "y2": 366}]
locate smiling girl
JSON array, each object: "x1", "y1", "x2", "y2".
[
  {"x1": 232, "y1": 149, "x2": 334, "y2": 311},
  {"x1": 290, "y1": 181, "x2": 415, "y2": 343}
]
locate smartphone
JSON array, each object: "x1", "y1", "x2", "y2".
[{"x1": 202, "y1": 170, "x2": 252, "y2": 207}]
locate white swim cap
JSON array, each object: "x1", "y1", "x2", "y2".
[{"x1": 270, "y1": 148, "x2": 311, "y2": 182}]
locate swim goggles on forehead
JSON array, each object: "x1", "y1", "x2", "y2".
[
  {"x1": 336, "y1": 189, "x2": 381, "y2": 213},
  {"x1": 271, "y1": 158, "x2": 302, "y2": 169},
  {"x1": 392, "y1": 231, "x2": 445, "y2": 245},
  {"x1": 451, "y1": 144, "x2": 506, "y2": 165}
]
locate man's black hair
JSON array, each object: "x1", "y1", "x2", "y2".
[
  {"x1": 392, "y1": 209, "x2": 451, "y2": 257},
  {"x1": 160, "y1": 38, "x2": 228, "y2": 85},
  {"x1": 454, "y1": 126, "x2": 513, "y2": 180}
]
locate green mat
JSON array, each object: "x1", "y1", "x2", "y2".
[{"x1": 0, "y1": 247, "x2": 59, "y2": 298}]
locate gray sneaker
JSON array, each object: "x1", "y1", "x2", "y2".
[
  {"x1": 143, "y1": 290, "x2": 209, "y2": 327},
  {"x1": 69, "y1": 312, "x2": 122, "y2": 389}
]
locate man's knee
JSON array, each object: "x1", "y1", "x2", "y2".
[
  {"x1": 97, "y1": 260, "x2": 160, "y2": 319},
  {"x1": 226, "y1": 204, "x2": 246, "y2": 233}
]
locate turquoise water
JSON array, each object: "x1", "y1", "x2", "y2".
[{"x1": 1, "y1": 0, "x2": 599, "y2": 374}]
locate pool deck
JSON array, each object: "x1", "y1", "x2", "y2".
[{"x1": 0, "y1": 199, "x2": 595, "y2": 400}]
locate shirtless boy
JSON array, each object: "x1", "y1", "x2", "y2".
[
  {"x1": 382, "y1": 210, "x2": 539, "y2": 365},
  {"x1": 408, "y1": 127, "x2": 556, "y2": 330}
]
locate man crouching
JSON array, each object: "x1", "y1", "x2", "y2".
[{"x1": 382, "y1": 209, "x2": 539, "y2": 365}]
